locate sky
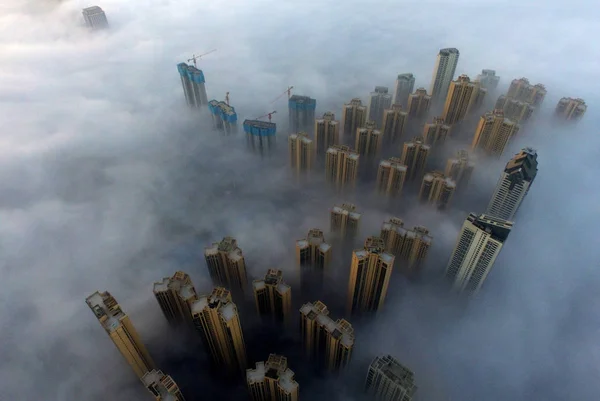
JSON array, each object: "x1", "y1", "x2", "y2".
[{"x1": 1, "y1": 0, "x2": 599, "y2": 400}]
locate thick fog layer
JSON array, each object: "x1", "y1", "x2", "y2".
[{"x1": 1, "y1": 1, "x2": 599, "y2": 400}]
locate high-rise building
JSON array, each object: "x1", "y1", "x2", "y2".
[
  {"x1": 208, "y1": 100, "x2": 238, "y2": 134},
  {"x1": 441, "y1": 75, "x2": 479, "y2": 125},
  {"x1": 325, "y1": 145, "x2": 359, "y2": 189},
  {"x1": 153, "y1": 271, "x2": 198, "y2": 327},
  {"x1": 244, "y1": 120, "x2": 277, "y2": 153},
  {"x1": 471, "y1": 109, "x2": 520, "y2": 157},
  {"x1": 393, "y1": 74, "x2": 416, "y2": 107},
  {"x1": 380, "y1": 218, "x2": 432, "y2": 271},
  {"x1": 177, "y1": 63, "x2": 208, "y2": 108},
  {"x1": 495, "y1": 95, "x2": 535, "y2": 123},
  {"x1": 381, "y1": 104, "x2": 408, "y2": 144},
  {"x1": 252, "y1": 269, "x2": 291, "y2": 324},
  {"x1": 191, "y1": 287, "x2": 247, "y2": 373},
  {"x1": 342, "y1": 98, "x2": 368, "y2": 137},
  {"x1": 418, "y1": 171, "x2": 456, "y2": 209},
  {"x1": 85, "y1": 291, "x2": 155, "y2": 378},
  {"x1": 376, "y1": 158, "x2": 408, "y2": 197},
  {"x1": 445, "y1": 213, "x2": 513, "y2": 294},
  {"x1": 347, "y1": 236, "x2": 395, "y2": 314},
  {"x1": 289, "y1": 132, "x2": 313, "y2": 174},
  {"x1": 430, "y1": 48, "x2": 460, "y2": 102},
  {"x1": 555, "y1": 97, "x2": 587, "y2": 121},
  {"x1": 247, "y1": 354, "x2": 299, "y2": 401},
  {"x1": 368, "y1": 87, "x2": 394, "y2": 128},
  {"x1": 142, "y1": 370, "x2": 186, "y2": 401},
  {"x1": 296, "y1": 229, "x2": 332, "y2": 271},
  {"x1": 315, "y1": 112, "x2": 340, "y2": 155},
  {"x1": 506, "y1": 78, "x2": 546, "y2": 106},
  {"x1": 330, "y1": 203, "x2": 361, "y2": 239},
  {"x1": 299, "y1": 301, "x2": 354, "y2": 371},
  {"x1": 82, "y1": 6, "x2": 109, "y2": 29},
  {"x1": 289, "y1": 95, "x2": 317, "y2": 133},
  {"x1": 355, "y1": 120, "x2": 383, "y2": 157},
  {"x1": 445, "y1": 150, "x2": 475, "y2": 187},
  {"x1": 365, "y1": 355, "x2": 417, "y2": 401},
  {"x1": 470, "y1": 86, "x2": 488, "y2": 112},
  {"x1": 406, "y1": 88, "x2": 431, "y2": 119},
  {"x1": 422, "y1": 117, "x2": 451, "y2": 147},
  {"x1": 400, "y1": 136, "x2": 430, "y2": 181},
  {"x1": 476, "y1": 69, "x2": 500, "y2": 90},
  {"x1": 486, "y1": 148, "x2": 538, "y2": 221},
  {"x1": 204, "y1": 237, "x2": 248, "y2": 293}
]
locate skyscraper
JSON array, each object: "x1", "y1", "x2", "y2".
[
  {"x1": 86, "y1": 291, "x2": 155, "y2": 378},
  {"x1": 82, "y1": 6, "x2": 109, "y2": 29},
  {"x1": 430, "y1": 48, "x2": 460, "y2": 102},
  {"x1": 330, "y1": 203, "x2": 361, "y2": 239},
  {"x1": 471, "y1": 109, "x2": 520, "y2": 157},
  {"x1": 445, "y1": 213, "x2": 513, "y2": 294},
  {"x1": 247, "y1": 354, "x2": 299, "y2": 401},
  {"x1": 355, "y1": 120, "x2": 383, "y2": 157},
  {"x1": 244, "y1": 120, "x2": 277, "y2": 153},
  {"x1": 445, "y1": 150, "x2": 475, "y2": 187},
  {"x1": 442, "y1": 74, "x2": 478, "y2": 125},
  {"x1": 506, "y1": 78, "x2": 546, "y2": 106},
  {"x1": 252, "y1": 269, "x2": 291, "y2": 324},
  {"x1": 495, "y1": 95, "x2": 535, "y2": 123},
  {"x1": 381, "y1": 104, "x2": 408, "y2": 144},
  {"x1": 204, "y1": 237, "x2": 248, "y2": 293},
  {"x1": 177, "y1": 63, "x2": 208, "y2": 107},
  {"x1": 365, "y1": 355, "x2": 417, "y2": 401},
  {"x1": 368, "y1": 87, "x2": 393, "y2": 128},
  {"x1": 299, "y1": 301, "x2": 354, "y2": 371},
  {"x1": 289, "y1": 132, "x2": 313, "y2": 174},
  {"x1": 289, "y1": 95, "x2": 317, "y2": 133},
  {"x1": 400, "y1": 136, "x2": 430, "y2": 181},
  {"x1": 347, "y1": 236, "x2": 395, "y2": 314},
  {"x1": 422, "y1": 117, "x2": 451, "y2": 147},
  {"x1": 380, "y1": 218, "x2": 432, "y2": 271},
  {"x1": 296, "y1": 229, "x2": 332, "y2": 271},
  {"x1": 153, "y1": 271, "x2": 197, "y2": 327},
  {"x1": 325, "y1": 145, "x2": 360, "y2": 189},
  {"x1": 555, "y1": 97, "x2": 587, "y2": 121},
  {"x1": 418, "y1": 171, "x2": 456, "y2": 209},
  {"x1": 191, "y1": 287, "x2": 247, "y2": 373},
  {"x1": 393, "y1": 74, "x2": 416, "y2": 107},
  {"x1": 208, "y1": 100, "x2": 238, "y2": 134},
  {"x1": 476, "y1": 69, "x2": 500, "y2": 90},
  {"x1": 486, "y1": 148, "x2": 538, "y2": 221},
  {"x1": 142, "y1": 370, "x2": 186, "y2": 401},
  {"x1": 314, "y1": 112, "x2": 340, "y2": 155},
  {"x1": 342, "y1": 98, "x2": 368, "y2": 137},
  {"x1": 470, "y1": 86, "x2": 488, "y2": 112},
  {"x1": 376, "y1": 158, "x2": 408, "y2": 197},
  {"x1": 406, "y1": 88, "x2": 432, "y2": 119}
]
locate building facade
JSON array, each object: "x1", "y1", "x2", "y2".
[
  {"x1": 314, "y1": 112, "x2": 340, "y2": 155},
  {"x1": 243, "y1": 119, "x2": 277, "y2": 153},
  {"x1": 153, "y1": 271, "x2": 198, "y2": 327},
  {"x1": 418, "y1": 171, "x2": 456, "y2": 209},
  {"x1": 289, "y1": 132, "x2": 313, "y2": 174},
  {"x1": 325, "y1": 145, "x2": 360, "y2": 189},
  {"x1": 342, "y1": 98, "x2": 368, "y2": 137},
  {"x1": 247, "y1": 354, "x2": 299, "y2": 401},
  {"x1": 400, "y1": 136, "x2": 430, "y2": 181},
  {"x1": 380, "y1": 218, "x2": 432, "y2": 271},
  {"x1": 208, "y1": 100, "x2": 238, "y2": 133},
  {"x1": 177, "y1": 63, "x2": 208, "y2": 107},
  {"x1": 444, "y1": 150, "x2": 475, "y2": 188},
  {"x1": 422, "y1": 117, "x2": 451, "y2": 147},
  {"x1": 406, "y1": 88, "x2": 431, "y2": 119},
  {"x1": 471, "y1": 109, "x2": 520, "y2": 157},
  {"x1": 442, "y1": 74, "x2": 478, "y2": 125},
  {"x1": 253, "y1": 269, "x2": 291, "y2": 324},
  {"x1": 376, "y1": 158, "x2": 408, "y2": 197},
  {"x1": 142, "y1": 370, "x2": 186, "y2": 401},
  {"x1": 365, "y1": 355, "x2": 417, "y2": 401},
  {"x1": 204, "y1": 237, "x2": 248, "y2": 293},
  {"x1": 495, "y1": 95, "x2": 535, "y2": 123},
  {"x1": 330, "y1": 203, "x2": 361, "y2": 239},
  {"x1": 355, "y1": 120, "x2": 383, "y2": 157},
  {"x1": 476, "y1": 69, "x2": 500, "y2": 90},
  {"x1": 506, "y1": 78, "x2": 546, "y2": 106},
  {"x1": 430, "y1": 48, "x2": 460, "y2": 102},
  {"x1": 381, "y1": 104, "x2": 408, "y2": 144},
  {"x1": 368, "y1": 87, "x2": 393, "y2": 128},
  {"x1": 82, "y1": 6, "x2": 109, "y2": 29},
  {"x1": 289, "y1": 95, "x2": 316, "y2": 133},
  {"x1": 555, "y1": 97, "x2": 587, "y2": 121},
  {"x1": 393, "y1": 74, "x2": 416, "y2": 107}
]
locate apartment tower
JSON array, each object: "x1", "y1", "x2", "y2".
[
  {"x1": 153, "y1": 271, "x2": 198, "y2": 327},
  {"x1": 445, "y1": 213, "x2": 513, "y2": 294},
  {"x1": 380, "y1": 218, "x2": 432, "y2": 271},
  {"x1": 381, "y1": 104, "x2": 408, "y2": 144},
  {"x1": 445, "y1": 150, "x2": 475, "y2": 187},
  {"x1": 330, "y1": 203, "x2": 361, "y2": 239},
  {"x1": 243, "y1": 120, "x2": 277, "y2": 153},
  {"x1": 365, "y1": 355, "x2": 417, "y2": 401},
  {"x1": 289, "y1": 132, "x2": 313, "y2": 174},
  {"x1": 142, "y1": 370, "x2": 186, "y2": 401},
  {"x1": 400, "y1": 136, "x2": 430, "y2": 181},
  {"x1": 430, "y1": 48, "x2": 460, "y2": 102},
  {"x1": 418, "y1": 171, "x2": 456, "y2": 209},
  {"x1": 247, "y1": 354, "x2": 299, "y2": 401},
  {"x1": 422, "y1": 117, "x2": 451, "y2": 147},
  {"x1": 85, "y1": 291, "x2": 155, "y2": 378},
  {"x1": 289, "y1": 95, "x2": 316, "y2": 133},
  {"x1": 376, "y1": 158, "x2": 408, "y2": 197},
  {"x1": 325, "y1": 145, "x2": 360, "y2": 189},
  {"x1": 356, "y1": 120, "x2": 383, "y2": 157},
  {"x1": 476, "y1": 69, "x2": 500, "y2": 90},
  {"x1": 407, "y1": 88, "x2": 432, "y2": 119},
  {"x1": 368, "y1": 86, "x2": 393, "y2": 128},
  {"x1": 315, "y1": 112, "x2": 340, "y2": 155},
  {"x1": 486, "y1": 148, "x2": 538, "y2": 221},
  {"x1": 204, "y1": 237, "x2": 248, "y2": 293},
  {"x1": 296, "y1": 229, "x2": 332, "y2": 271},
  {"x1": 555, "y1": 97, "x2": 587, "y2": 121},
  {"x1": 506, "y1": 78, "x2": 546, "y2": 106},
  {"x1": 342, "y1": 98, "x2": 368, "y2": 137},
  {"x1": 82, "y1": 6, "x2": 109, "y2": 29},
  {"x1": 495, "y1": 95, "x2": 535, "y2": 123},
  {"x1": 393, "y1": 74, "x2": 416, "y2": 107},
  {"x1": 471, "y1": 109, "x2": 520, "y2": 157},
  {"x1": 442, "y1": 74, "x2": 479, "y2": 125},
  {"x1": 253, "y1": 269, "x2": 291, "y2": 324},
  {"x1": 208, "y1": 100, "x2": 238, "y2": 134}
]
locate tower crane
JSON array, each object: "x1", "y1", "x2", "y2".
[
  {"x1": 270, "y1": 86, "x2": 294, "y2": 104},
  {"x1": 225, "y1": 92, "x2": 230, "y2": 105},
  {"x1": 256, "y1": 111, "x2": 277, "y2": 122},
  {"x1": 187, "y1": 49, "x2": 217, "y2": 68}
]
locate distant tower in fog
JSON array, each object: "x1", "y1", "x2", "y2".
[
  {"x1": 296, "y1": 229, "x2": 332, "y2": 290},
  {"x1": 314, "y1": 112, "x2": 340, "y2": 155},
  {"x1": 445, "y1": 150, "x2": 475, "y2": 188},
  {"x1": 153, "y1": 271, "x2": 197, "y2": 327},
  {"x1": 289, "y1": 95, "x2": 316, "y2": 133},
  {"x1": 368, "y1": 87, "x2": 393, "y2": 128},
  {"x1": 142, "y1": 370, "x2": 186, "y2": 401},
  {"x1": 355, "y1": 120, "x2": 383, "y2": 157},
  {"x1": 555, "y1": 97, "x2": 587, "y2": 121},
  {"x1": 381, "y1": 104, "x2": 408, "y2": 144},
  {"x1": 347, "y1": 236, "x2": 395, "y2": 315},
  {"x1": 244, "y1": 120, "x2": 277, "y2": 154},
  {"x1": 177, "y1": 63, "x2": 208, "y2": 107},
  {"x1": 495, "y1": 95, "x2": 535, "y2": 123},
  {"x1": 325, "y1": 145, "x2": 360, "y2": 189},
  {"x1": 422, "y1": 117, "x2": 451, "y2": 147},
  {"x1": 342, "y1": 98, "x2": 368, "y2": 137},
  {"x1": 407, "y1": 88, "x2": 432, "y2": 119},
  {"x1": 393, "y1": 74, "x2": 416, "y2": 107},
  {"x1": 471, "y1": 109, "x2": 520, "y2": 157},
  {"x1": 445, "y1": 213, "x2": 513, "y2": 294},
  {"x1": 430, "y1": 48, "x2": 460, "y2": 102},
  {"x1": 365, "y1": 355, "x2": 417, "y2": 401},
  {"x1": 247, "y1": 354, "x2": 299, "y2": 401},
  {"x1": 506, "y1": 78, "x2": 546, "y2": 106},
  {"x1": 476, "y1": 69, "x2": 500, "y2": 90},
  {"x1": 400, "y1": 136, "x2": 430, "y2": 181},
  {"x1": 330, "y1": 203, "x2": 361, "y2": 239},
  {"x1": 376, "y1": 158, "x2": 408, "y2": 197},
  {"x1": 204, "y1": 237, "x2": 248, "y2": 293},
  {"x1": 486, "y1": 148, "x2": 538, "y2": 221},
  {"x1": 208, "y1": 100, "x2": 238, "y2": 133},
  {"x1": 82, "y1": 6, "x2": 109, "y2": 29},
  {"x1": 442, "y1": 74, "x2": 479, "y2": 125},
  {"x1": 288, "y1": 132, "x2": 313, "y2": 174},
  {"x1": 380, "y1": 218, "x2": 432, "y2": 272},
  {"x1": 418, "y1": 171, "x2": 456, "y2": 209},
  {"x1": 252, "y1": 269, "x2": 291, "y2": 324}
]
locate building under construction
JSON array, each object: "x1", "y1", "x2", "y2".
[
  {"x1": 177, "y1": 63, "x2": 208, "y2": 107},
  {"x1": 243, "y1": 120, "x2": 277, "y2": 154},
  {"x1": 289, "y1": 95, "x2": 317, "y2": 133},
  {"x1": 208, "y1": 100, "x2": 238, "y2": 134}
]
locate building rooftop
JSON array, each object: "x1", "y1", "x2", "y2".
[
  {"x1": 319, "y1": 243, "x2": 331, "y2": 252},
  {"x1": 219, "y1": 302, "x2": 237, "y2": 322},
  {"x1": 468, "y1": 213, "x2": 513, "y2": 242},
  {"x1": 505, "y1": 147, "x2": 538, "y2": 183},
  {"x1": 277, "y1": 283, "x2": 291, "y2": 294},
  {"x1": 86, "y1": 291, "x2": 124, "y2": 333},
  {"x1": 141, "y1": 370, "x2": 179, "y2": 401},
  {"x1": 83, "y1": 6, "x2": 104, "y2": 14},
  {"x1": 296, "y1": 239, "x2": 308, "y2": 248},
  {"x1": 253, "y1": 280, "x2": 266, "y2": 291}
]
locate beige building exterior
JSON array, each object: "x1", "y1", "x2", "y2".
[
  {"x1": 330, "y1": 203, "x2": 361, "y2": 239},
  {"x1": 325, "y1": 145, "x2": 359, "y2": 189},
  {"x1": 288, "y1": 132, "x2": 313, "y2": 174},
  {"x1": 407, "y1": 88, "x2": 431, "y2": 119},
  {"x1": 419, "y1": 171, "x2": 456, "y2": 209},
  {"x1": 476, "y1": 69, "x2": 500, "y2": 90},
  {"x1": 495, "y1": 95, "x2": 535, "y2": 123},
  {"x1": 142, "y1": 370, "x2": 186, "y2": 401},
  {"x1": 253, "y1": 269, "x2": 291, "y2": 324},
  {"x1": 191, "y1": 287, "x2": 247, "y2": 374},
  {"x1": 506, "y1": 77, "x2": 546, "y2": 106},
  {"x1": 430, "y1": 48, "x2": 460, "y2": 102},
  {"x1": 445, "y1": 149, "x2": 475, "y2": 187},
  {"x1": 400, "y1": 136, "x2": 430, "y2": 181},
  {"x1": 368, "y1": 86, "x2": 393, "y2": 128},
  {"x1": 376, "y1": 157, "x2": 408, "y2": 197},
  {"x1": 314, "y1": 112, "x2": 340, "y2": 155},
  {"x1": 380, "y1": 218, "x2": 432, "y2": 271},
  {"x1": 296, "y1": 228, "x2": 332, "y2": 270},
  {"x1": 555, "y1": 97, "x2": 587, "y2": 121},
  {"x1": 471, "y1": 109, "x2": 520, "y2": 157},
  {"x1": 342, "y1": 98, "x2": 368, "y2": 137},
  {"x1": 153, "y1": 271, "x2": 197, "y2": 327},
  {"x1": 442, "y1": 74, "x2": 479, "y2": 125},
  {"x1": 247, "y1": 354, "x2": 299, "y2": 401},
  {"x1": 86, "y1": 291, "x2": 155, "y2": 378},
  {"x1": 393, "y1": 74, "x2": 416, "y2": 107},
  {"x1": 381, "y1": 104, "x2": 408, "y2": 144},
  {"x1": 366, "y1": 355, "x2": 417, "y2": 401},
  {"x1": 204, "y1": 237, "x2": 248, "y2": 293},
  {"x1": 422, "y1": 117, "x2": 451, "y2": 147},
  {"x1": 356, "y1": 120, "x2": 383, "y2": 157}
]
